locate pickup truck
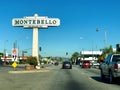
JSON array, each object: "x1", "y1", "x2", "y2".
[{"x1": 100, "y1": 54, "x2": 120, "y2": 83}]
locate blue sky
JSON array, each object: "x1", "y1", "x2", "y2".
[{"x1": 0, "y1": 0, "x2": 120, "y2": 57}]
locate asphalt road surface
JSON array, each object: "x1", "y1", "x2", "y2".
[{"x1": 0, "y1": 65, "x2": 120, "y2": 90}]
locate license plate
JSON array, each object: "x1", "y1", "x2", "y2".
[{"x1": 66, "y1": 64, "x2": 70, "y2": 66}]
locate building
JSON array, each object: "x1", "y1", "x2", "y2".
[
  {"x1": 80, "y1": 50, "x2": 102, "y2": 61},
  {"x1": 1, "y1": 56, "x2": 28, "y2": 63}
]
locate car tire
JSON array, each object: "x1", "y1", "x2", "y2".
[
  {"x1": 109, "y1": 71, "x2": 115, "y2": 84},
  {"x1": 101, "y1": 70, "x2": 105, "y2": 80}
]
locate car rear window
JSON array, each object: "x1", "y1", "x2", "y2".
[
  {"x1": 63, "y1": 61, "x2": 71, "y2": 64},
  {"x1": 83, "y1": 61, "x2": 90, "y2": 63},
  {"x1": 112, "y1": 55, "x2": 120, "y2": 62}
]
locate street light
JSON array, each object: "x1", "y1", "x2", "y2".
[
  {"x1": 80, "y1": 37, "x2": 94, "y2": 61},
  {"x1": 96, "y1": 28, "x2": 107, "y2": 49}
]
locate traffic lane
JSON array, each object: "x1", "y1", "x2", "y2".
[
  {"x1": 78, "y1": 67, "x2": 120, "y2": 84},
  {"x1": 49, "y1": 65, "x2": 120, "y2": 90},
  {"x1": 0, "y1": 65, "x2": 26, "y2": 72},
  {"x1": 0, "y1": 70, "x2": 56, "y2": 90},
  {"x1": 61, "y1": 68, "x2": 103, "y2": 90},
  {"x1": 0, "y1": 65, "x2": 14, "y2": 72},
  {"x1": 49, "y1": 66, "x2": 120, "y2": 90},
  {"x1": 48, "y1": 65, "x2": 104, "y2": 90},
  {"x1": 48, "y1": 68, "x2": 87, "y2": 90},
  {"x1": 73, "y1": 66, "x2": 120, "y2": 88}
]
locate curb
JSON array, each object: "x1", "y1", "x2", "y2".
[{"x1": 8, "y1": 69, "x2": 50, "y2": 74}]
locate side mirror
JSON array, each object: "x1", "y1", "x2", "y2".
[{"x1": 102, "y1": 61, "x2": 105, "y2": 63}]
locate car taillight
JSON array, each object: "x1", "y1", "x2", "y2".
[{"x1": 114, "y1": 64, "x2": 118, "y2": 70}]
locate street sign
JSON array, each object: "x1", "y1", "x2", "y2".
[
  {"x1": 12, "y1": 14, "x2": 60, "y2": 67},
  {"x1": 12, "y1": 14, "x2": 60, "y2": 28},
  {"x1": 12, "y1": 48, "x2": 18, "y2": 55},
  {"x1": 12, "y1": 62, "x2": 18, "y2": 68},
  {"x1": 12, "y1": 55, "x2": 18, "y2": 61},
  {"x1": 11, "y1": 48, "x2": 18, "y2": 61}
]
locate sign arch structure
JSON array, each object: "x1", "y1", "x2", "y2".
[{"x1": 12, "y1": 14, "x2": 60, "y2": 67}]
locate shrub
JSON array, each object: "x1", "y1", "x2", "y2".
[{"x1": 26, "y1": 56, "x2": 38, "y2": 66}]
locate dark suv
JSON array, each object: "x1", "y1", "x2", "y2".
[{"x1": 62, "y1": 61, "x2": 72, "y2": 69}]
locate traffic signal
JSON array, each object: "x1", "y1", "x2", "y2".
[
  {"x1": 39, "y1": 47, "x2": 42, "y2": 51},
  {"x1": 66, "y1": 52, "x2": 68, "y2": 55},
  {"x1": 96, "y1": 28, "x2": 99, "y2": 32},
  {"x1": 116, "y1": 44, "x2": 120, "y2": 52}
]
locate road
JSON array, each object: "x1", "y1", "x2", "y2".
[{"x1": 0, "y1": 65, "x2": 120, "y2": 90}]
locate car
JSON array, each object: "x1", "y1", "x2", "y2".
[
  {"x1": 100, "y1": 54, "x2": 120, "y2": 83},
  {"x1": 62, "y1": 61, "x2": 72, "y2": 69},
  {"x1": 0, "y1": 60, "x2": 3, "y2": 65},
  {"x1": 92, "y1": 61, "x2": 100, "y2": 68},
  {"x1": 81, "y1": 60, "x2": 91, "y2": 68},
  {"x1": 54, "y1": 62, "x2": 59, "y2": 66}
]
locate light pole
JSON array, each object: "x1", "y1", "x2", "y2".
[
  {"x1": 96, "y1": 28, "x2": 107, "y2": 49},
  {"x1": 4, "y1": 40, "x2": 8, "y2": 65}
]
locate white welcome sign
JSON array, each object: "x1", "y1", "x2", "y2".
[
  {"x1": 12, "y1": 14, "x2": 60, "y2": 28},
  {"x1": 12, "y1": 14, "x2": 60, "y2": 67}
]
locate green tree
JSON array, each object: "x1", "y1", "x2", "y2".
[
  {"x1": 0, "y1": 52, "x2": 3, "y2": 57},
  {"x1": 103, "y1": 45, "x2": 113, "y2": 54},
  {"x1": 98, "y1": 45, "x2": 113, "y2": 62},
  {"x1": 71, "y1": 52, "x2": 80, "y2": 61}
]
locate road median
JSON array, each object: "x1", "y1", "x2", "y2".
[{"x1": 8, "y1": 68, "x2": 50, "y2": 74}]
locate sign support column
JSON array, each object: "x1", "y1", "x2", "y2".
[{"x1": 32, "y1": 27, "x2": 40, "y2": 66}]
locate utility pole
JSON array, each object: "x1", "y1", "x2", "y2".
[{"x1": 104, "y1": 30, "x2": 107, "y2": 49}]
